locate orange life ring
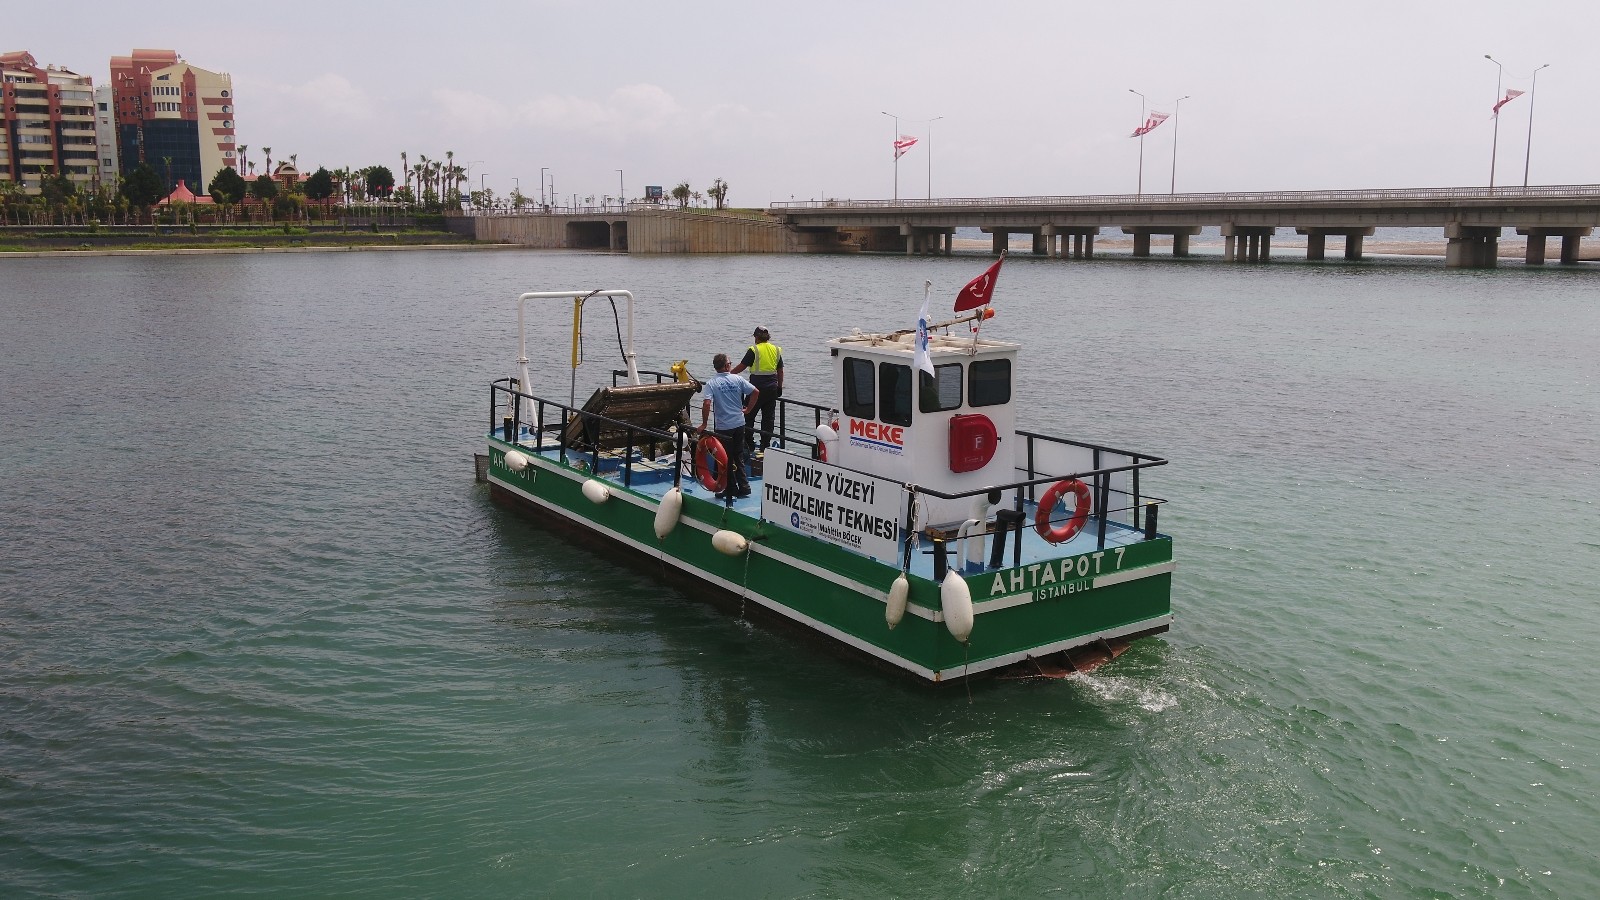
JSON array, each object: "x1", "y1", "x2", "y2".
[
  {"x1": 1035, "y1": 478, "x2": 1092, "y2": 544},
  {"x1": 696, "y1": 435, "x2": 729, "y2": 493}
]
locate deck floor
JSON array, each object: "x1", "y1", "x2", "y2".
[{"x1": 500, "y1": 431, "x2": 1147, "y2": 579}]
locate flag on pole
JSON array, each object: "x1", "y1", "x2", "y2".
[
  {"x1": 954, "y1": 255, "x2": 1004, "y2": 312},
  {"x1": 893, "y1": 135, "x2": 919, "y2": 159},
  {"x1": 1491, "y1": 89, "x2": 1525, "y2": 116},
  {"x1": 1130, "y1": 111, "x2": 1170, "y2": 138},
  {"x1": 913, "y1": 282, "x2": 935, "y2": 379}
]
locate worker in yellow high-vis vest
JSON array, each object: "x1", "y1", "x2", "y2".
[{"x1": 731, "y1": 325, "x2": 783, "y2": 455}]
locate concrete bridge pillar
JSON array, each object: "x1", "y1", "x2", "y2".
[
  {"x1": 1222, "y1": 224, "x2": 1275, "y2": 262},
  {"x1": 1296, "y1": 227, "x2": 1374, "y2": 262},
  {"x1": 1516, "y1": 227, "x2": 1590, "y2": 265},
  {"x1": 1045, "y1": 227, "x2": 1100, "y2": 259},
  {"x1": 1122, "y1": 226, "x2": 1200, "y2": 259},
  {"x1": 1345, "y1": 233, "x2": 1365, "y2": 260},
  {"x1": 1305, "y1": 232, "x2": 1326, "y2": 260},
  {"x1": 1445, "y1": 224, "x2": 1500, "y2": 268},
  {"x1": 1524, "y1": 232, "x2": 1547, "y2": 265},
  {"x1": 992, "y1": 231, "x2": 1007, "y2": 255}
]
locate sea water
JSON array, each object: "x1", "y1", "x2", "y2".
[{"x1": 1, "y1": 249, "x2": 1596, "y2": 898}]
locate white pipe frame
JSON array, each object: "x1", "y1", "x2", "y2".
[{"x1": 515, "y1": 289, "x2": 641, "y2": 426}]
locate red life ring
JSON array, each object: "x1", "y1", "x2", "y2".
[
  {"x1": 1034, "y1": 478, "x2": 1092, "y2": 544},
  {"x1": 696, "y1": 435, "x2": 729, "y2": 493},
  {"x1": 813, "y1": 417, "x2": 838, "y2": 463}
]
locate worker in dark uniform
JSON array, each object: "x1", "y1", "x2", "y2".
[{"x1": 731, "y1": 326, "x2": 783, "y2": 455}]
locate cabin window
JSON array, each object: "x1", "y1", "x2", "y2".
[
  {"x1": 842, "y1": 357, "x2": 874, "y2": 419},
  {"x1": 919, "y1": 363, "x2": 964, "y2": 413},
  {"x1": 968, "y1": 359, "x2": 1012, "y2": 407},
  {"x1": 879, "y1": 363, "x2": 913, "y2": 426}
]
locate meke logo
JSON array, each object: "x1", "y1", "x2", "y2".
[{"x1": 850, "y1": 418, "x2": 904, "y2": 445}]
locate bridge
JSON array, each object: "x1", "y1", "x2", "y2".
[{"x1": 767, "y1": 185, "x2": 1600, "y2": 268}]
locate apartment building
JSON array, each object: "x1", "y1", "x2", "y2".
[
  {"x1": 109, "y1": 49, "x2": 235, "y2": 192},
  {"x1": 95, "y1": 84, "x2": 119, "y2": 185},
  {"x1": 0, "y1": 51, "x2": 99, "y2": 194}
]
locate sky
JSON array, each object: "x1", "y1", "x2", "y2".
[{"x1": 10, "y1": 1, "x2": 1598, "y2": 206}]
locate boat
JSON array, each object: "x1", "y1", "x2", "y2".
[{"x1": 482, "y1": 285, "x2": 1174, "y2": 683}]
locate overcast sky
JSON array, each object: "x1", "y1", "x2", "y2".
[{"x1": 12, "y1": 1, "x2": 1597, "y2": 205}]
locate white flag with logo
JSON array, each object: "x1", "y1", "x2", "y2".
[{"x1": 913, "y1": 284, "x2": 935, "y2": 379}]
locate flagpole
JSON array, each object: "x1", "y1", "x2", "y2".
[
  {"x1": 1170, "y1": 95, "x2": 1190, "y2": 195},
  {"x1": 882, "y1": 110, "x2": 900, "y2": 201},
  {"x1": 1523, "y1": 63, "x2": 1549, "y2": 189},
  {"x1": 1129, "y1": 89, "x2": 1147, "y2": 197},
  {"x1": 1485, "y1": 55, "x2": 1503, "y2": 189}
]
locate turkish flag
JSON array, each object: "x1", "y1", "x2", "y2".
[{"x1": 954, "y1": 256, "x2": 1004, "y2": 311}]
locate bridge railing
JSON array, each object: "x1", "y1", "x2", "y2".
[{"x1": 769, "y1": 184, "x2": 1600, "y2": 210}]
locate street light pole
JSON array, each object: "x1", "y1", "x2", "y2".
[
  {"x1": 616, "y1": 169, "x2": 624, "y2": 210},
  {"x1": 539, "y1": 167, "x2": 548, "y2": 207},
  {"x1": 881, "y1": 110, "x2": 900, "y2": 200},
  {"x1": 926, "y1": 115, "x2": 943, "y2": 200},
  {"x1": 1129, "y1": 88, "x2": 1147, "y2": 197},
  {"x1": 1523, "y1": 63, "x2": 1550, "y2": 189},
  {"x1": 1485, "y1": 54, "x2": 1503, "y2": 188},
  {"x1": 1169, "y1": 95, "x2": 1190, "y2": 194}
]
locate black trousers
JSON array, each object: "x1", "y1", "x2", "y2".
[
  {"x1": 745, "y1": 379, "x2": 780, "y2": 451},
  {"x1": 714, "y1": 428, "x2": 749, "y2": 496}
]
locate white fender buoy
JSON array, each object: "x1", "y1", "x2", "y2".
[
  {"x1": 654, "y1": 487, "x2": 684, "y2": 539},
  {"x1": 711, "y1": 530, "x2": 748, "y2": 556},
  {"x1": 940, "y1": 569, "x2": 974, "y2": 643},
  {"x1": 581, "y1": 479, "x2": 611, "y2": 504},
  {"x1": 886, "y1": 573, "x2": 909, "y2": 629},
  {"x1": 967, "y1": 496, "x2": 992, "y2": 568},
  {"x1": 503, "y1": 449, "x2": 530, "y2": 472}
]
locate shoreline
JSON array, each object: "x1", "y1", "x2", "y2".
[
  {"x1": 2, "y1": 239, "x2": 1593, "y2": 262},
  {"x1": 0, "y1": 243, "x2": 525, "y2": 259}
]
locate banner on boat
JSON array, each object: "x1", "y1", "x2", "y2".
[{"x1": 762, "y1": 451, "x2": 902, "y2": 561}]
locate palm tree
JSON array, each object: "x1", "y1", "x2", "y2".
[
  {"x1": 447, "y1": 164, "x2": 466, "y2": 207},
  {"x1": 238, "y1": 144, "x2": 248, "y2": 174},
  {"x1": 445, "y1": 150, "x2": 455, "y2": 200},
  {"x1": 400, "y1": 150, "x2": 408, "y2": 196}
]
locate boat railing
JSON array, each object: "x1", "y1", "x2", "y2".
[
  {"x1": 906, "y1": 442, "x2": 1168, "y2": 567},
  {"x1": 610, "y1": 368, "x2": 683, "y2": 386},
  {"x1": 491, "y1": 379, "x2": 687, "y2": 491},
  {"x1": 491, "y1": 378, "x2": 1168, "y2": 565}
]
